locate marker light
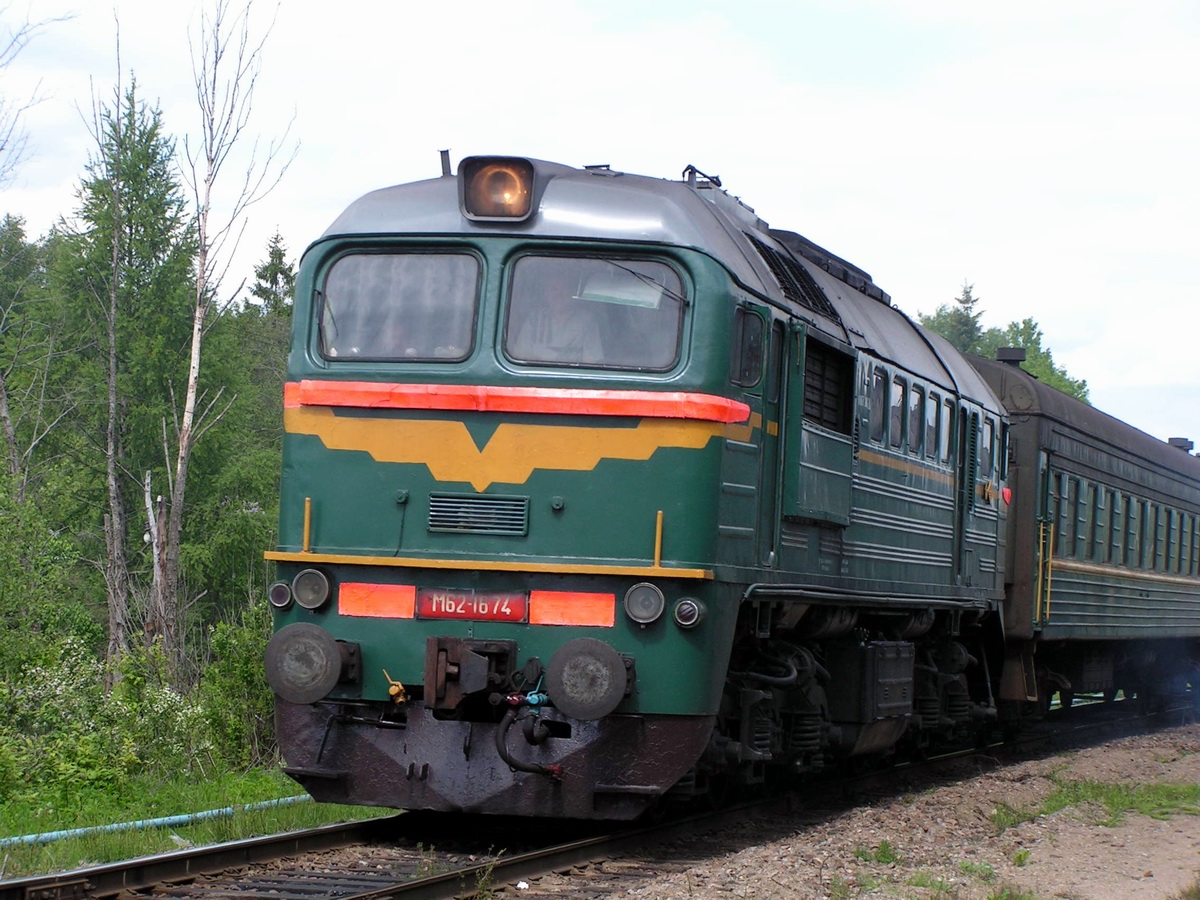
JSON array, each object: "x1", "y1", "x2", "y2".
[
  {"x1": 623, "y1": 582, "x2": 665, "y2": 625},
  {"x1": 268, "y1": 581, "x2": 293, "y2": 609},
  {"x1": 673, "y1": 598, "x2": 705, "y2": 628},
  {"x1": 460, "y1": 156, "x2": 534, "y2": 221}
]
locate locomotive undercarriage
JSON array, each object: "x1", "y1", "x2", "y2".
[{"x1": 685, "y1": 600, "x2": 999, "y2": 798}]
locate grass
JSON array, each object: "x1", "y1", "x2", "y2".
[
  {"x1": 959, "y1": 859, "x2": 997, "y2": 883},
  {"x1": 986, "y1": 888, "x2": 1040, "y2": 900},
  {"x1": 906, "y1": 869, "x2": 953, "y2": 893},
  {"x1": 1167, "y1": 878, "x2": 1200, "y2": 900},
  {"x1": 0, "y1": 768, "x2": 390, "y2": 880},
  {"x1": 991, "y1": 775, "x2": 1200, "y2": 832},
  {"x1": 852, "y1": 839, "x2": 900, "y2": 864}
]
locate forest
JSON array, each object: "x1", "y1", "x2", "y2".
[{"x1": 1, "y1": 2, "x2": 295, "y2": 812}]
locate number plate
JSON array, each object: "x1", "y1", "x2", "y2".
[{"x1": 416, "y1": 589, "x2": 528, "y2": 622}]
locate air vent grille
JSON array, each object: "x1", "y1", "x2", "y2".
[
  {"x1": 746, "y1": 234, "x2": 842, "y2": 323},
  {"x1": 428, "y1": 493, "x2": 529, "y2": 536}
]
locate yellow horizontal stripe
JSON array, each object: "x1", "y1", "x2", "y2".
[
  {"x1": 858, "y1": 447, "x2": 955, "y2": 486},
  {"x1": 1052, "y1": 557, "x2": 1200, "y2": 588},
  {"x1": 265, "y1": 550, "x2": 714, "y2": 580}
]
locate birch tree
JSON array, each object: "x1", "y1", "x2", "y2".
[{"x1": 147, "y1": 0, "x2": 292, "y2": 677}]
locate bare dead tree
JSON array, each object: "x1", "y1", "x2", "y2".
[
  {"x1": 0, "y1": 9, "x2": 37, "y2": 186},
  {"x1": 147, "y1": 0, "x2": 294, "y2": 678},
  {"x1": 0, "y1": 5, "x2": 71, "y2": 186}
]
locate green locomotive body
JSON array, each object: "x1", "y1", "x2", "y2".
[{"x1": 266, "y1": 156, "x2": 1017, "y2": 818}]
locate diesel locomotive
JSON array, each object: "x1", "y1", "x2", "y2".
[{"x1": 264, "y1": 154, "x2": 1200, "y2": 819}]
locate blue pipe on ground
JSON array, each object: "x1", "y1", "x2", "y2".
[{"x1": 0, "y1": 794, "x2": 312, "y2": 848}]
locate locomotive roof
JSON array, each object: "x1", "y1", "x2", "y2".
[
  {"x1": 319, "y1": 157, "x2": 1001, "y2": 410},
  {"x1": 321, "y1": 160, "x2": 772, "y2": 289}
]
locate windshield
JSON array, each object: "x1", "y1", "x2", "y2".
[
  {"x1": 319, "y1": 252, "x2": 479, "y2": 361},
  {"x1": 504, "y1": 256, "x2": 685, "y2": 370}
]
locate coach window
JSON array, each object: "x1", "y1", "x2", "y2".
[
  {"x1": 980, "y1": 417, "x2": 995, "y2": 477},
  {"x1": 1153, "y1": 504, "x2": 1163, "y2": 569},
  {"x1": 925, "y1": 392, "x2": 939, "y2": 458},
  {"x1": 1192, "y1": 516, "x2": 1200, "y2": 575},
  {"x1": 940, "y1": 399, "x2": 955, "y2": 462},
  {"x1": 1140, "y1": 502, "x2": 1155, "y2": 569},
  {"x1": 1183, "y1": 513, "x2": 1195, "y2": 575},
  {"x1": 320, "y1": 252, "x2": 479, "y2": 361},
  {"x1": 1110, "y1": 491, "x2": 1124, "y2": 564},
  {"x1": 889, "y1": 376, "x2": 906, "y2": 449},
  {"x1": 1093, "y1": 487, "x2": 1109, "y2": 563},
  {"x1": 1125, "y1": 497, "x2": 1140, "y2": 568},
  {"x1": 907, "y1": 385, "x2": 924, "y2": 455},
  {"x1": 1167, "y1": 509, "x2": 1179, "y2": 573},
  {"x1": 1059, "y1": 476, "x2": 1076, "y2": 558},
  {"x1": 870, "y1": 366, "x2": 887, "y2": 443},
  {"x1": 1075, "y1": 480, "x2": 1090, "y2": 559}
]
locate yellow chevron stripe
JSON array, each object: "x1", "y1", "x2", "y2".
[{"x1": 286, "y1": 407, "x2": 745, "y2": 491}]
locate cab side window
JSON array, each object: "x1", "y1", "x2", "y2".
[{"x1": 732, "y1": 308, "x2": 764, "y2": 387}]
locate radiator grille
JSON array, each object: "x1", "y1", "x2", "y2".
[{"x1": 428, "y1": 493, "x2": 529, "y2": 536}]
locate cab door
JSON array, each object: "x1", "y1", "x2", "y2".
[{"x1": 757, "y1": 319, "x2": 787, "y2": 566}]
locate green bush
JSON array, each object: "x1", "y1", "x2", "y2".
[{"x1": 197, "y1": 602, "x2": 276, "y2": 768}]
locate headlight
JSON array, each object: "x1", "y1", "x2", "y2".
[
  {"x1": 292, "y1": 568, "x2": 331, "y2": 610},
  {"x1": 460, "y1": 156, "x2": 534, "y2": 220},
  {"x1": 673, "y1": 598, "x2": 705, "y2": 628},
  {"x1": 623, "y1": 582, "x2": 665, "y2": 625}
]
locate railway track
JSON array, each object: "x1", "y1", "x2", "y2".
[{"x1": 2, "y1": 699, "x2": 1187, "y2": 900}]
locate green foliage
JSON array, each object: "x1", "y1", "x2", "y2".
[
  {"x1": 1012, "y1": 848, "x2": 1031, "y2": 866},
  {"x1": 0, "y1": 640, "x2": 210, "y2": 807},
  {"x1": 196, "y1": 603, "x2": 275, "y2": 768},
  {"x1": 247, "y1": 230, "x2": 296, "y2": 316},
  {"x1": 0, "y1": 475, "x2": 102, "y2": 677},
  {"x1": 919, "y1": 281, "x2": 984, "y2": 353},
  {"x1": 918, "y1": 283, "x2": 1089, "y2": 402}
]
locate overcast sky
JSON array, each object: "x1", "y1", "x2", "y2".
[{"x1": 4, "y1": 0, "x2": 1198, "y2": 445}]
